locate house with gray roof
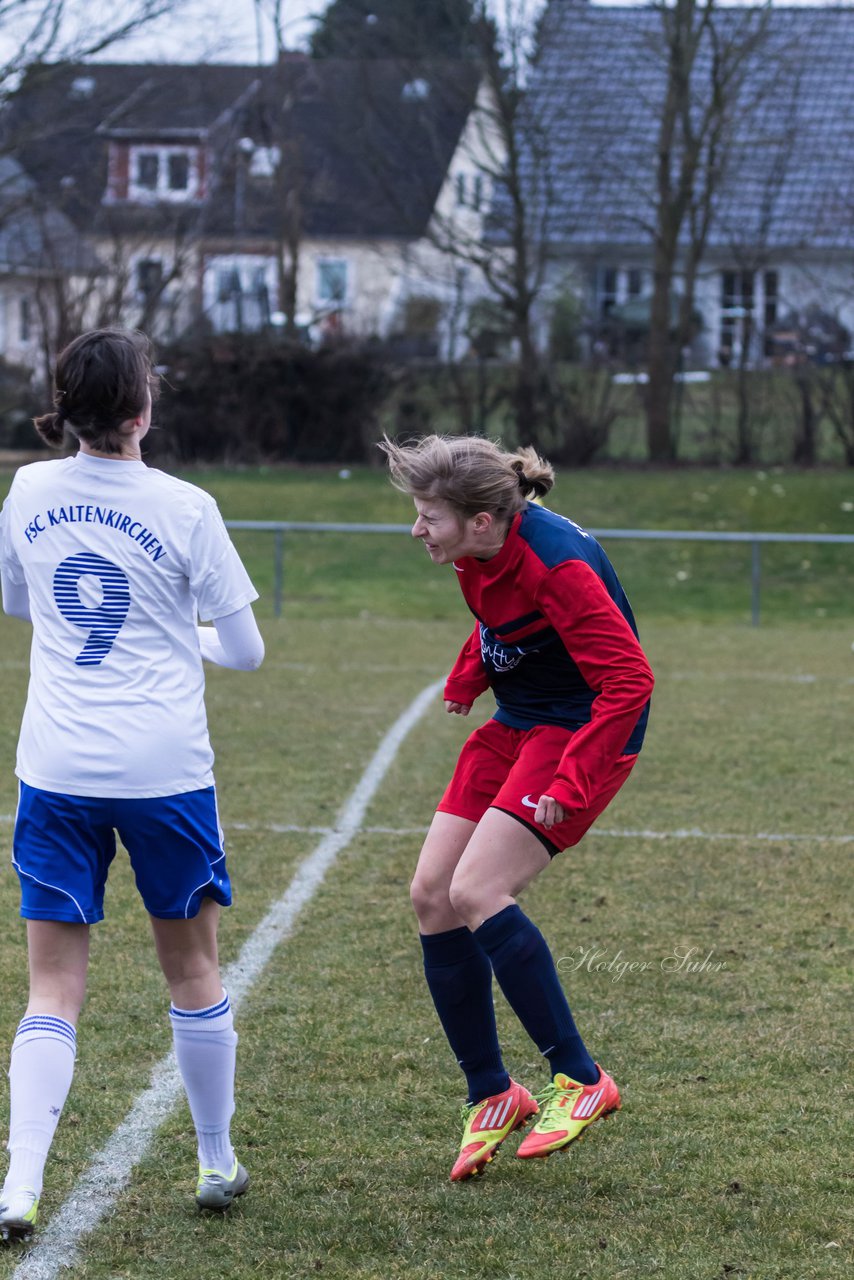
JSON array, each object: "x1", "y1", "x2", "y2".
[
  {"x1": 2, "y1": 56, "x2": 484, "y2": 360},
  {"x1": 528, "y1": 0, "x2": 854, "y2": 366}
]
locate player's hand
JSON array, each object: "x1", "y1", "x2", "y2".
[
  {"x1": 444, "y1": 700, "x2": 471, "y2": 716},
  {"x1": 535, "y1": 794, "x2": 565, "y2": 829}
]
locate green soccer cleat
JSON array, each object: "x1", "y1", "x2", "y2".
[
  {"x1": 0, "y1": 1187, "x2": 39, "y2": 1242},
  {"x1": 195, "y1": 1160, "x2": 250, "y2": 1211}
]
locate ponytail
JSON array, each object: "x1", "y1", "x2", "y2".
[
  {"x1": 32, "y1": 410, "x2": 66, "y2": 449},
  {"x1": 381, "y1": 434, "x2": 555, "y2": 519},
  {"x1": 509, "y1": 446, "x2": 555, "y2": 501}
]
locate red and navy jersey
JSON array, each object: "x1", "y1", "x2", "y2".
[{"x1": 444, "y1": 502, "x2": 653, "y2": 814}]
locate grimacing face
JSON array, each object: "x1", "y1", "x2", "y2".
[{"x1": 411, "y1": 496, "x2": 494, "y2": 564}]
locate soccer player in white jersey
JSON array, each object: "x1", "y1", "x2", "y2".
[{"x1": 0, "y1": 329, "x2": 265, "y2": 1241}]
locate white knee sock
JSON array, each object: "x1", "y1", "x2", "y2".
[
  {"x1": 170, "y1": 991, "x2": 237, "y2": 1173},
  {"x1": 4, "y1": 1015, "x2": 77, "y2": 1198}
]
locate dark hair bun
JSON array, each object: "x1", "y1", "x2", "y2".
[{"x1": 33, "y1": 411, "x2": 66, "y2": 448}]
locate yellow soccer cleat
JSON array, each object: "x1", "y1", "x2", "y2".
[
  {"x1": 516, "y1": 1065, "x2": 621, "y2": 1159},
  {"x1": 450, "y1": 1079, "x2": 538, "y2": 1182}
]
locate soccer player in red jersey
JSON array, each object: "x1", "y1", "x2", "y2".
[{"x1": 380, "y1": 434, "x2": 654, "y2": 1181}]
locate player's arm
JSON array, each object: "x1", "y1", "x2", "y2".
[
  {"x1": 198, "y1": 604, "x2": 265, "y2": 671},
  {"x1": 536, "y1": 561, "x2": 654, "y2": 813},
  {"x1": 0, "y1": 499, "x2": 29, "y2": 621},
  {"x1": 443, "y1": 622, "x2": 489, "y2": 714},
  {"x1": 1, "y1": 571, "x2": 31, "y2": 622}
]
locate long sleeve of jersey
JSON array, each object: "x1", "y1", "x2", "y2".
[
  {"x1": 444, "y1": 623, "x2": 490, "y2": 705},
  {"x1": 535, "y1": 560, "x2": 654, "y2": 812}
]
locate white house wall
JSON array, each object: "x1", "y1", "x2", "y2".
[
  {"x1": 0, "y1": 282, "x2": 39, "y2": 371},
  {"x1": 546, "y1": 250, "x2": 854, "y2": 368},
  {"x1": 409, "y1": 79, "x2": 505, "y2": 357},
  {"x1": 695, "y1": 256, "x2": 854, "y2": 366}
]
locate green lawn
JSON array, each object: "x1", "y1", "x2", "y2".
[
  {"x1": 166, "y1": 463, "x2": 854, "y2": 625},
  {"x1": 0, "y1": 466, "x2": 850, "y2": 1279}
]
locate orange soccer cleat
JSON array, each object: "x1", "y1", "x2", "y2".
[
  {"x1": 516, "y1": 1065, "x2": 621, "y2": 1159},
  {"x1": 450, "y1": 1079, "x2": 538, "y2": 1182}
]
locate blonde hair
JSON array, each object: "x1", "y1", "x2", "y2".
[{"x1": 379, "y1": 434, "x2": 554, "y2": 520}]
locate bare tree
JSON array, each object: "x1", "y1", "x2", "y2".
[
  {"x1": 816, "y1": 364, "x2": 854, "y2": 467},
  {"x1": 423, "y1": 0, "x2": 558, "y2": 446},
  {"x1": 0, "y1": 1, "x2": 184, "y2": 99},
  {"x1": 0, "y1": 0, "x2": 191, "y2": 383},
  {"x1": 713, "y1": 67, "x2": 801, "y2": 466},
  {"x1": 644, "y1": 0, "x2": 775, "y2": 462},
  {"x1": 18, "y1": 186, "x2": 198, "y2": 389},
  {"x1": 252, "y1": 0, "x2": 293, "y2": 59},
  {"x1": 262, "y1": 63, "x2": 305, "y2": 338}
]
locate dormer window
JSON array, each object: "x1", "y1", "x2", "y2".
[
  {"x1": 167, "y1": 152, "x2": 190, "y2": 190},
  {"x1": 128, "y1": 145, "x2": 200, "y2": 202},
  {"x1": 137, "y1": 153, "x2": 159, "y2": 190}
]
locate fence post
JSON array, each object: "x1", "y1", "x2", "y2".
[
  {"x1": 751, "y1": 540, "x2": 761, "y2": 627},
  {"x1": 274, "y1": 528, "x2": 284, "y2": 618}
]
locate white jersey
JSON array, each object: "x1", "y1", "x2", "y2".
[{"x1": 0, "y1": 453, "x2": 258, "y2": 798}]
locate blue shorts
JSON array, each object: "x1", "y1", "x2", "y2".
[{"x1": 12, "y1": 782, "x2": 233, "y2": 924}]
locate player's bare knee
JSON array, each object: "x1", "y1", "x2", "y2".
[
  {"x1": 410, "y1": 869, "x2": 439, "y2": 919},
  {"x1": 412, "y1": 869, "x2": 461, "y2": 932},
  {"x1": 447, "y1": 876, "x2": 484, "y2": 931}
]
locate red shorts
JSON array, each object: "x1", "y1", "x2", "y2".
[{"x1": 437, "y1": 718, "x2": 636, "y2": 854}]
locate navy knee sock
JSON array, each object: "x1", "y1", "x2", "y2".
[
  {"x1": 420, "y1": 927, "x2": 510, "y2": 1104},
  {"x1": 474, "y1": 904, "x2": 598, "y2": 1085}
]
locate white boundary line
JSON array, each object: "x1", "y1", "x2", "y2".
[
  {"x1": 3, "y1": 817, "x2": 850, "y2": 845},
  {"x1": 591, "y1": 826, "x2": 854, "y2": 844},
  {"x1": 230, "y1": 820, "x2": 854, "y2": 845},
  {"x1": 668, "y1": 672, "x2": 854, "y2": 686},
  {"x1": 11, "y1": 678, "x2": 444, "y2": 1280}
]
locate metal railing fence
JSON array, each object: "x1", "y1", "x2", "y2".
[{"x1": 224, "y1": 521, "x2": 854, "y2": 625}]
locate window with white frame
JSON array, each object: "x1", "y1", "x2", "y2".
[
  {"x1": 718, "y1": 268, "x2": 779, "y2": 365},
  {"x1": 128, "y1": 145, "x2": 200, "y2": 202},
  {"x1": 594, "y1": 265, "x2": 648, "y2": 319},
  {"x1": 216, "y1": 267, "x2": 242, "y2": 303},
  {"x1": 719, "y1": 270, "x2": 754, "y2": 365},
  {"x1": 205, "y1": 256, "x2": 276, "y2": 332},
  {"x1": 316, "y1": 258, "x2": 349, "y2": 307}
]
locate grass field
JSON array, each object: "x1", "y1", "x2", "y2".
[
  {"x1": 157, "y1": 463, "x2": 854, "y2": 626},
  {"x1": 0, "y1": 465, "x2": 851, "y2": 1279}
]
